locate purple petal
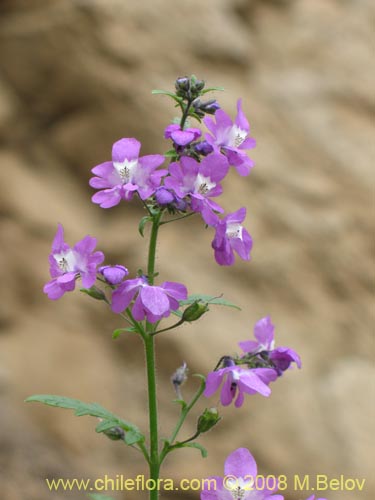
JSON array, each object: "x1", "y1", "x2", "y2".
[
  {"x1": 161, "y1": 281, "x2": 188, "y2": 300},
  {"x1": 140, "y1": 286, "x2": 170, "y2": 316},
  {"x1": 171, "y1": 130, "x2": 195, "y2": 146},
  {"x1": 238, "y1": 371, "x2": 271, "y2": 397},
  {"x1": 224, "y1": 447, "x2": 257, "y2": 479},
  {"x1": 91, "y1": 161, "x2": 114, "y2": 178},
  {"x1": 200, "y1": 154, "x2": 229, "y2": 183},
  {"x1": 112, "y1": 138, "x2": 141, "y2": 162},
  {"x1": 238, "y1": 340, "x2": 259, "y2": 353},
  {"x1": 234, "y1": 99, "x2": 249, "y2": 132},
  {"x1": 220, "y1": 374, "x2": 234, "y2": 406},
  {"x1": 254, "y1": 316, "x2": 275, "y2": 347},
  {"x1": 92, "y1": 187, "x2": 122, "y2": 208},
  {"x1": 214, "y1": 109, "x2": 233, "y2": 130},
  {"x1": 203, "y1": 371, "x2": 225, "y2": 397},
  {"x1": 74, "y1": 235, "x2": 97, "y2": 256},
  {"x1": 138, "y1": 154, "x2": 165, "y2": 170},
  {"x1": 52, "y1": 224, "x2": 65, "y2": 252}
]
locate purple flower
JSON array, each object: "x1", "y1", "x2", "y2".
[
  {"x1": 204, "y1": 99, "x2": 256, "y2": 176},
  {"x1": 164, "y1": 154, "x2": 229, "y2": 224},
  {"x1": 194, "y1": 140, "x2": 214, "y2": 156},
  {"x1": 154, "y1": 187, "x2": 187, "y2": 211},
  {"x1": 200, "y1": 447, "x2": 284, "y2": 500},
  {"x1": 164, "y1": 123, "x2": 202, "y2": 146},
  {"x1": 99, "y1": 265, "x2": 129, "y2": 285},
  {"x1": 43, "y1": 224, "x2": 104, "y2": 300},
  {"x1": 239, "y1": 316, "x2": 301, "y2": 375},
  {"x1": 204, "y1": 358, "x2": 274, "y2": 408},
  {"x1": 111, "y1": 277, "x2": 187, "y2": 323},
  {"x1": 212, "y1": 207, "x2": 253, "y2": 266},
  {"x1": 90, "y1": 138, "x2": 167, "y2": 208}
]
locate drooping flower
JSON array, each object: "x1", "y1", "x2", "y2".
[
  {"x1": 90, "y1": 138, "x2": 166, "y2": 208},
  {"x1": 204, "y1": 99, "x2": 256, "y2": 176},
  {"x1": 212, "y1": 207, "x2": 253, "y2": 266},
  {"x1": 43, "y1": 224, "x2": 104, "y2": 300},
  {"x1": 164, "y1": 153, "x2": 229, "y2": 224},
  {"x1": 239, "y1": 316, "x2": 301, "y2": 376},
  {"x1": 200, "y1": 447, "x2": 284, "y2": 500},
  {"x1": 99, "y1": 265, "x2": 129, "y2": 285},
  {"x1": 204, "y1": 357, "x2": 274, "y2": 408},
  {"x1": 164, "y1": 123, "x2": 202, "y2": 147},
  {"x1": 154, "y1": 187, "x2": 187, "y2": 211},
  {"x1": 111, "y1": 276, "x2": 187, "y2": 323}
]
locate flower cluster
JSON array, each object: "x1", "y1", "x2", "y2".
[
  {"x1": 43, "y1": 225, "x2": 187, "y2": 323},
  {"x1": 204, "y1": 316, "x2": 300, "y2": 408},
  {"x1": 89, "y1": 76, "x2": 256, "y2": 266}
]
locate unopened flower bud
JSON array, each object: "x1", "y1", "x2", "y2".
[
  {"x1": 175, "y1": 76, "x2": 191, "y2": 98},
  {"x1": 155, "y1": 187, "x2": 175, "y2": 206},
  {"x1": 99, "y1": 265, "x2": 129, "y2": 285},
  {"x1": 103, "y1": 426, "x2": 125, "y2": 441},
  {"x1": 200, "y1": 99, "x2": 220, "y2": 114},
  {"x1": 194, "y1": 141, "x2": 214, "y2": 156},
  {"x1": 197, "y1": 407, "x2": 221, "y2": 434},
  {"x1": 191, "y1": 79, "x2": 205, "y2": 93},
  {"x1": 182, "y1": 301, "x2": 209, "y2": 322}
]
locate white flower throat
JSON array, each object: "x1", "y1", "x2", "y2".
[
  {"x1": 113, "y1": 159, "x2": 138, "y2": 184},
  {"x1": 54, "y1": 250, "x2": 76, "y2": 273},
  {"x1": 229, "y1": 125, "x2": 247, "y2": 148},
  {"x1": 195, "y1": 173, "x2": 216, "y2": 195},
  {"x1": 226, "y1": 223, "x2": 243, "y2": 240}
]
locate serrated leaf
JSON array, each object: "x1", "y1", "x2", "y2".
[
  {"x1": 138, "y1": 215, "x2": 151, "y2": 238},
  {"x1": 25, "y1": 395, "x2": 144, "y2": 445},
  {"x1": 180, "y1": 294, "x2": 241, "y2": 310},
  {"x1": 88, "y1": 494, "x2": 115, "y2": 500}
]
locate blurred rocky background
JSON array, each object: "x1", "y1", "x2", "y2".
[{"x1": 0, "y1": 0, "x2": 373, "y2": 499}]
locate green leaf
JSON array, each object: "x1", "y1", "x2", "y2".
[
  {"x1": 80, "y1": 287, "x2": 106, "y2": 301},
  {"x1": 176, "y1": 441, "x2": 208, "y2": 458},
  {"x1": 151, "y1": 89, "x2": 183, "y2": 104},
  {"x1": 164, "y1": 149, "x2": 179, "y2": 160},
  {"x1": 25, "y1": 395, "x2": 144, "y2": 446},
  {"x1": 202, "y1": 86, "x2": 225, "y2": 94},
  {"x1": 180, "y1": 294, "x2": 241, "y2": 310},
  {"x1": 88, "y1": 494, "x2": 115, "y2": 500},
  {"x1": 138, "y1": 215, "x2": 152, "y2": 238},
  {"x1": 112, "y1": 327, "x2": 135, "y2": 339}
]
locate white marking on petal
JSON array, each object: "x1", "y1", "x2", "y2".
[
  {"x1": 228, "y1": 125, "x2": 247, "y2": 148},
  {"x1": 54, "y1": 249, "x2": 76, "y2": 273},
  {"x1": 194, "y1": 173, "x2": 216, "y2": 195},
  {"x1": 113, "y1": 159, "x2": 138, "y2": 184},
  {"x1": 226, "y1": 222, "x2": 243, "y2": 240}
]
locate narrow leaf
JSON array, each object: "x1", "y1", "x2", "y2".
[
  {"x1": 180, "y1": 294, "x2": 241, "y2": 310},
  {"x1": 138, "y1": 216, "x2": 151, "y2": 238},
  {"x1": 151, "y1": 90, "x2": 183, "y2": 104},
  {"x1": 202, "y1": 86, "x2": 225, "y2": 94},
  {"x1": 177, "y1": 441, "x2": 208, "y2": 458}
]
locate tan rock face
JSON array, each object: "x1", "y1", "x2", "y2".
[{"x1": 0, "y1": 1, "x2": 373, "y2": 499}]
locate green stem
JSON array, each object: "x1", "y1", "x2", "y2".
[
  {"x1": 150, "y1": 318, "x2": 184, "y2": 337},
  {"x1": 144, "y1": 210, "x2": 163, "y2": 500},
  {"x1": 159, "y1": 376, "x2": 205, "y2": 465}
]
